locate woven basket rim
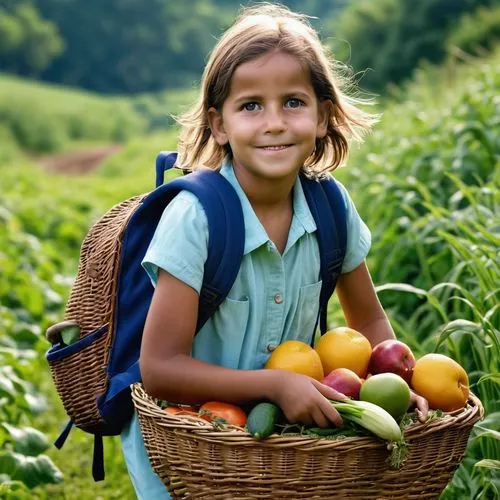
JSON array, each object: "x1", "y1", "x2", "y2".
[{"x1": 131, "y1": 383, "x2": 484, "y2": 448}]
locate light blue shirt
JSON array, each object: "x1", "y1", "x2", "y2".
[{"x1": 121, "y1": 161, "x2": 371, "y2": 498}]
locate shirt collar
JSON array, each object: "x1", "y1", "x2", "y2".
[{"x1": 219, "y1": 159, "x2": 316, "y2": 255}]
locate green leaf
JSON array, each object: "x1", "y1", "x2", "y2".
[
  {"x1": 477, "y1": 373, "x2": 500, "y2": 386},
  {"x1": 2, "y1": 424, "x2": 49, "y2": 456},
  {"x1": 474, "y1": 459, "x2": 500, "y2": 470},
  {"x1": 0, "y1": 377, "x2": 17, "y2": 400},
  {"x1": 0, "y1": 479, "x2": 31, "y2": 500},
  {"x1": 477, "y1": 412, "x2": 500, "y2": 431},
  {"x1": 375, "y1": 283, "x2": 428, "y2": 297},
  {"x1": 0, "y1": 366, "x2": 28, "y2": 393},
  {"x1": 435, "y1": 319, "x2": 482, "y2": 350},
  {"x1": 0, "y1": 450, "x2": 63, "y2": 488},
  {"x1": 10, "y1": 323, "x2": 41, "y2": 348},
  {"x1": 473, "y1": 425, "x2": 500, "y2": 442},
  {"x1": 24, "y1": 392, "x2": 47, "y2": 415}
]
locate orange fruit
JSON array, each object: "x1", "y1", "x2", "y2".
[
  {"x1": 314, "y1": 327, "x2": 372, "y2": 378},
  {"x1": 411, "y1": 353, "x2": 469, "y2": 412},
  {"x1": 265, "y1": 340, "x2": 324, "y2": 380}
]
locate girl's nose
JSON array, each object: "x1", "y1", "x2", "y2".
[{"x1": 264, "y1": 107, "x2": 286, "y2": 133}]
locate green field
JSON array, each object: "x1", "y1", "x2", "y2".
[{"x1": 1, "y1": 50, "x2": 499, "y2": 498}]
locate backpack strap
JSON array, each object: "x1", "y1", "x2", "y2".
[
  {"x1": 153, "y1": 152, "x2": 245, "y2": 329},
  {"x1": 300, "y1": 174, "x2": 347, "y2": 335},
  {"x1": 176, "y1": 170, "x2": 245, "y2": 330}
]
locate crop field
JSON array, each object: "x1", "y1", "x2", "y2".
[{"x1": 0, "y1": 52, "x2": 498, "y2": 499}]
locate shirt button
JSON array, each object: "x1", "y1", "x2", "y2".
[
  {"x1": 267, "y1": 344, "x2": 277, "y2": 352},
  {"x1": 274, "y1": 294, "x2": 283, "y2": 304}
]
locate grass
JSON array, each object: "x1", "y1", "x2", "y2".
[
  {"x1": 32, "y1": 379, "x2": 135, "y2": 500},
  {"x1": 0, "y1": 74, "x2": 145, "y2": 154}
]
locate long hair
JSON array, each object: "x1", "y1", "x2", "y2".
[{"x1": 176, "y1": 3, "x2": 378, "y2": 178}]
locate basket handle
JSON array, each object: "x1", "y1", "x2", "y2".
[{"x1": 45, "y1": 320, "x2": 80, "y2": 345}]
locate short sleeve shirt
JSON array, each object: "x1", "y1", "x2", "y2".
[{"x1": 142, "y1": 160, "x2": 371, "y2": 371}]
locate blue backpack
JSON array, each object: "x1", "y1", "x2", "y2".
[{"x1": 45, "y1": 152, "x2": 347, "y2": 481}]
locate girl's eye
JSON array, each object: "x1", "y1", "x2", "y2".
[
  {"x1": 285, "y1": 98, "x2": 304, "y2": 108},
  {"x1": 242, "y1": 102, "x2": 261, "y2": 111}
]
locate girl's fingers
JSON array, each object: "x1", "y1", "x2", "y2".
[
  {"x1": 317, "y1": 395, "x2": 343, "y2": 427},
  {"x1": 299, "y1": 414, "x2": 313, "y2": 427},
  {"x1": 311, "y1": 406, "x2": 330, "y2": 428},
  {"x1": 410, "y1": 390, "x2": 429, "y2": 422},
  {"x1": 415, "y1": 396, "x2": 429, "y2": 423},
  {"x1": 313, "y1": 379, "x2": 347, "y2": 401}
]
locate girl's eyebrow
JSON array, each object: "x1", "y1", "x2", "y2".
[
  {"x1": 233, "y1": 91, "x2": 312, "y2": 105},
  {"x1": 233, "y1": 94, "x2": 262, "y2": 105},
  {"x1": 284, "y1": 91, "x2": 312, "y2": 100}
]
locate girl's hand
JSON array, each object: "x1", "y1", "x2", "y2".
[
  {"x1": 269, "y1": 371, "x2": 347, "y2": 428},
  {"x1": 409, "y1": 389, "x2": 429, "y2": 422}
]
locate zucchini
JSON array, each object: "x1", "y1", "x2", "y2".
[{"x1": 246, "y1": 402, "x2": 282, "y2": 440}]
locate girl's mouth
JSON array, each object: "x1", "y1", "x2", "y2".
[{"x1": 258, "y1": 145, "x2": 292, "y2": 151}]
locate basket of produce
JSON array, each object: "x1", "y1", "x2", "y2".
[{"x1": 131, "y1": 333, "x2": 484, "y2": 499}]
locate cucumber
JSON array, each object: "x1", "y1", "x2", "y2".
[{"x1": 246, "y1": 402, "x2": 282, "y2": 440}]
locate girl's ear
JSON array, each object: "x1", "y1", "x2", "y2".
[
  {"x1": 207, "y1": 107, "x2": 229, "y2": 146},
  {"x1": 317, "y1": 100, "x2": 333, "y2": 138}
]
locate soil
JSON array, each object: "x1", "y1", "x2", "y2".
[{"x1": 38, "y1": 145, "x2": 122, "y2": 175}]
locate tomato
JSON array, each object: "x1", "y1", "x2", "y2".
[
  {"x1": 199, "y1": 402, "x2": 247, "y2": 427},
  {"x1": 163, "y1": 405, "x2": 198, "y2": 417}
]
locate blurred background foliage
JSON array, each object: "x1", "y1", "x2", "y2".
[
  {"x1": 0, "y1": 0, "x2": 497, "y2": 94},
  {"x1": 1, "y1": 0, "x2": 499, "y2": 498}
]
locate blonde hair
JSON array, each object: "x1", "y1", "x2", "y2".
[{"x1": 176, "y1": 2, "x2": 378, "y2": 178}]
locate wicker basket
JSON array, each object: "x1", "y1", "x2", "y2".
[{"x1": 131, "y1": 383, "x2": 483, "y2": 499}]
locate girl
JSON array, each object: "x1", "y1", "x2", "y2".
[{"x1": 121, "y1": 3, "x2": 427, "y2": 498}]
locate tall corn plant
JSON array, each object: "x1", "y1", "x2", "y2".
[
  {"x1": 376, "y1": 173, "x2": 499, "y2": 499},
  {"x1": 339, "y1": 55, "x2": 500, "y2": 498}
]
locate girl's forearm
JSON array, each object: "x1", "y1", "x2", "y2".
[
  {"x1": 141, "y1": 354, "x2": 283, "y2": 405},
  {"x1": 356, "y1": 315, "x2": 395, "y2": 348}
]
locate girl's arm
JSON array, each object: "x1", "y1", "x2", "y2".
[
  {"x1": 140, "y1": 270, "x2": 345, "y2": 427},
  {"x1": 336, "y1": 261, "x2": 395, "y2": 347},
  {"x1": 336, "y1": 261, "x2": 429, "y2": 421}
]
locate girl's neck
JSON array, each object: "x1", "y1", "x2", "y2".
[
  {"x1": 231, "y1": 163, "x2": 296, "y2": 211},
  {"x1": 232, "y1": 164, "x2": 295, "y2": 254}
]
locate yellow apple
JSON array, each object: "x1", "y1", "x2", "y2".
[
  {"x1": 411, "y1": 353, "x2": 469, "y2": 412},
  {"x1": 315, "y1": 327, "x2": 372, "y2": 378},
  {"x1": 265, "y1": 340, "x2": 324, "y2": 381}
]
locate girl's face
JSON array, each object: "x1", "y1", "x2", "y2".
[{"x1": 208, "y1": 50, "x2": 330, "y2": 186}]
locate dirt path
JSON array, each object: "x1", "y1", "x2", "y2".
[{"x1": 38, "y1": 145, "x2": 122, "y2": 175}]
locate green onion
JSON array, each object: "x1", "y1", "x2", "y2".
[{"x1": 330, "y1": 399, "x2": 402, "y2": 442}]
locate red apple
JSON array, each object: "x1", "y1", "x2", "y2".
[
  {"x1": 369, "y1": 339, "x2": 416, "y2": 383},
  {"x1": 322, "y1": 368, "x2": 363, "y2": 399}
]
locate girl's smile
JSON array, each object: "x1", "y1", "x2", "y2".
[{"x1": 257, "y1": 144, "x2": 293, "y2": 152}]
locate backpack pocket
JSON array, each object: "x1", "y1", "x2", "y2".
[{"x1": 46, "y1": 324, "x2": 110, "y2": 432}]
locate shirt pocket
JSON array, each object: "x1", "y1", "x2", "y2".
[
  {"x1": 193, "y1": 296, "x2": 250, "y2": 369},
  {"x1": 287, "y1": 280, "x2": 322, "y2": 344}
]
